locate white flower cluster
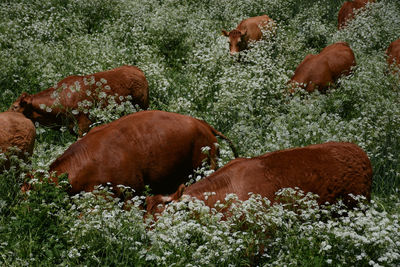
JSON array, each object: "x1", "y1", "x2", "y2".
[{"x1": 0, "y1": 0, "x2": 399, "y2": 265}]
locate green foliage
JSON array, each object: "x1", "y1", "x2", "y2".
[
  {"x1": 0, "y1": 155, "x2": 29, "y2": 216},
  {"x1": 0, "y1": 0, "x2": 399, "y2": 265},
  {"x1": 0, "y1": 173, "x2": 72, "y2": 265}
]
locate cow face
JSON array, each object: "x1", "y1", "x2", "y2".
[
  {"x1": 145, "y1": 195, "x2": 171, "y2": 215},
  {"x1": 9, "y1": 92, "x2": 32, "y2": 114},
  {"x1": 146, "y1": 184, "x2": 186, "y2": 215},
  {"x1": 222, "y1": 29, "x2": 247, "y2": 55}
]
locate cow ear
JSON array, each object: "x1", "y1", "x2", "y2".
[
  {"x1": 19, "y1": 92, "x2": 32, "y2": 106},
  {"x1": 222, "y1": 30, "x2": 229, "y2": 37},
  {"x1": 240, "y1": 29, "x2": 247, "y2": 36},
  {"x1": 167, "y1": 184, "x2": 186, "y2": 202}
]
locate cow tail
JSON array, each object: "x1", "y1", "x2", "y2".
[{"x1": 200, "y1": 120, "x2": 238, "y2": 158}]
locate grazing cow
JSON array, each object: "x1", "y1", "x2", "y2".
[
  {"x1": 222, "y1": 15, "x2": 276, "y2": 55},
  {"x1": 0, "y1": 112, "x2": 36, "y2": 169},
  {"x1": 9, "y1": 65, "x2": 149, "y2": 136},
  {"x1": 146, "y1": 142, "x2": 372, "y2": 215},
  {"x1": 386, "y1": 38, "x2": 400, "y2": 70},
  {"x1": 338, "y1": 0, "x2": 375, "y2": 29},
  {"x1": 289, "y1": 42, "x2": 356, "y2": 93},
  {"x1": 48, "y1": 110, "x2": 237, "y2": 196}
]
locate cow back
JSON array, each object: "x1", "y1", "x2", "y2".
[
  {"x1": 290, "y1": 42, "x2": 355, "y2": 92},
  {"x1": 260, "y1": 142, "x2": 372, "y2": 205},
  {"x1": 147, "y1": 142, "x2": 372, "y2": 216},
  {"x1": 0, "y1": 112, "x2": 36, "y2": 163},
  {"x1": 56, "y1": 65, "x2": 148, "y2": 110},
  {"x1": 338, "y1": 0, "x2": 374, "y2": 29},
  {"x1": 237, "y1": 15, "x2": 273, "y2": 42},
  {"x1": 49, "y1": 110, "x2": 219, "y2": 195},
  {"x1": 11, "y1": 65, "x2": 149, "y2": 136},
  {"x1": 320, "y1": 42, "x2": 356, "y2": 79}
]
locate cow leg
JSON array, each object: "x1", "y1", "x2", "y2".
[{"x1": 76, "y1": 114, "x2": 92, "y2": 137}]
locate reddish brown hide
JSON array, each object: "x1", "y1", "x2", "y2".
[
  {"x1": 386, "y1": 39, "x2": 400, "y2": 70},
  {"x1": 222, "y1": 15, "x2": 275, "y2": 55},
  {"x1": 146, "y1": 142, "x2": 372, "y2": 215},
  {"x1": 289, "y1": 42, "x2": 356, "y2": 93},
  {"x1": 48, "y1": 110, "x2": 237, "y2": 196},
  {"x1": 338, "y1": 0, "x2": 375, "y2": 29},
  {"x1": 9, "y1": 65, "x2": 149, "y2": 136},
  {"x1": 0, "y1": 112, "x2": 36, "y2": 169}
]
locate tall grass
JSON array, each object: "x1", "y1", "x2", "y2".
[{"x1": 0, "y1": 0, "x2": 399, "y2": 265}]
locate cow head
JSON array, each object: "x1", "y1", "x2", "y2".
[
  {"x1": 146, "y1": 184, "x2": 186, "y2": 215},
  {"x1": 222, "y1": 29, "x2": 247, "y2": 55},
  {"x1": 9, "y1": 92, "x2": 33, "y2": 114}
]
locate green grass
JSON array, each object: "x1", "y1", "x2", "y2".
[{"x1": 0, "y1": 0, "x2": 399, "y2": 265}]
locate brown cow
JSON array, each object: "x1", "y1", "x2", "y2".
[
  {"x1": 289, "y1": 42, "x2": 356, "y2": 93},
  {"x1": 338, "y1": 0, "x2": 375, "y2": 29},
  {"x1": 0, "y1": 112, "x2": 36, "y2": 169},
  {"x1": 146, "y1": 142, "x2": 372, "y2": 215},
  {"x1": 9, "y1": 65, "x2": 149, "y2": 136},
  {"x1": 386, "y1": 38, "x2": 400, "y2": 70},
  {"x1": 222, "y1": 15, "x2": 276, "y2": 55},
  {"x1": 48, "y1": 110, "x2": 237, "y2": 196}
]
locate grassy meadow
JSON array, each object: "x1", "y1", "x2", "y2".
[{"x1": 0, "y1": 0, "x2": 399, "y2": 265}]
